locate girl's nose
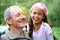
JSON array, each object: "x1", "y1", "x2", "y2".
[{"x1": 35, "y1": 14, "x2": 38, "y2": 17}]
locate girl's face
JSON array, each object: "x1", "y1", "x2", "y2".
[{"x1": 30, "y1": 7, "x2": 44, "y2": 24}]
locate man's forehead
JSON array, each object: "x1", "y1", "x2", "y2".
[
  {"x1": 10, "y1": 8, "x2": 22, "y2": 12},
  {"x1": 10, "y1": 8, "x2": 23, "y2": 14}
]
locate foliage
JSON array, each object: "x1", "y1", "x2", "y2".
[
  {"x1": 53, "y1": 27, "x2": 60, "y2": 40},
  {"x1": 47, "y1": 0, "x2": 60, "y2": 27},
  {"x1": 0, "y1": 0, "x2": 60, "y2": 27},
  {"x1": 0, "y1": 0, "x2": 16, "y2": 25}
]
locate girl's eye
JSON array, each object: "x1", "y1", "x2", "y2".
[{"x1": 33, "y1": 12, "x2": 36, "y2": 14}]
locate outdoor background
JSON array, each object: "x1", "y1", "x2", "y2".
[{"x1": 0, "y1": 0, "x2": 60, "y2": 40}]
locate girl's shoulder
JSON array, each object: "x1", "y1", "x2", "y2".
[
  {"x1": 42, "y1": 22, "x2": 53, "y2": 36},
  {"x1": 43, "y1": 22, "x2": 51, "y2": 29},
  {"x1": 43, "y1": 22, "x2": 50, "y2": 26}
]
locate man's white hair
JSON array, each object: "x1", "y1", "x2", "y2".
[{"x1": 4, "y1": 6, "x2": 21, "y2": 20}]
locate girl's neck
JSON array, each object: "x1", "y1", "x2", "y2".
[{"x1": 33, "y1": 22, "x2": 42, "y2": 32}]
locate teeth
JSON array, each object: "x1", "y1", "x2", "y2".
[
  {"x1": 34, "y1": 18, "x2": 38, "y2": 19},
  {"x1": 19, "y1": 20, "x2": 25, "y2": 23},
  {"x1": 19, "y1": 20, "x2": 24, "y2": 22},
  {"x1": 19, "y1": 20, "x2": 22, "y2": 21},
  {"x1": 34, "y1": 19, "x2": 38, "y2": 20}
]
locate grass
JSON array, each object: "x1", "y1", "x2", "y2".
[{"x1": 52, "y1": 27, "x2": 60, "y2": 40}]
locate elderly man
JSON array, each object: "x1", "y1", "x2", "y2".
[{"x1": 1, "y1": 6, "x2": 31, "y2": 40}]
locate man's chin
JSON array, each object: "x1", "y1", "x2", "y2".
[{"x1": 20, "y1": 24, "x2": 26, "y2": 27}]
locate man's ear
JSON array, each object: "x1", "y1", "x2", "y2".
[{"x1": 5, "y1": 18, "x2": 12, "y2": 24}]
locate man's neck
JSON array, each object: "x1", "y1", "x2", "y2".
[{"x1": 10, "y1": 25, "x2": 23, "y2": 35}]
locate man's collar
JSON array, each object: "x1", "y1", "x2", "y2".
[{"x1": 5, "y1": 30, "x2": 31, "y2": 40}]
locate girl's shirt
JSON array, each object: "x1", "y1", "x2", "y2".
[{"x1": 27, "y1": 22, "x2": 54, "y2": 40}]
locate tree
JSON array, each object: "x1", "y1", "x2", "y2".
[{"x1": 0, "y1": 0, "x2": 16, "y2": 25}]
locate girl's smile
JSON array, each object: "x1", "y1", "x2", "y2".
[{"x1": 30, "y1": 7, "x2": 44, "y2": 24}]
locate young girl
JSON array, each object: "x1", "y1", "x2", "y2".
[{"x1": 27, "y1": 2, "x2": 54, "y2": 40}]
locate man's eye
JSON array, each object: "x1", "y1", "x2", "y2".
[
  {"x1": 22, "y1": 13, "x2": 25, "y2": 15},
  {"x1": 15, "y1": 13, "x2": 20, "y2": 17}
]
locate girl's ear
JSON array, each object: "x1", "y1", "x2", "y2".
[{"x1": 5, "y1": 18, "x2": 12, "y2": 25}]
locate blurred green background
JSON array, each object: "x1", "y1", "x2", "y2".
[{"x1": 0, "y1": 0, "x2": 60, "y2": 40}]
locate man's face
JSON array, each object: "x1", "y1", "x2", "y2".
[{"x1": 10, "y1": 8, "x2": 26, "y2": 28}]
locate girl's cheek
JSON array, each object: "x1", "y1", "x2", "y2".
[{"x1": 30, "y1": 14, "x2": 33, "y2": 17}]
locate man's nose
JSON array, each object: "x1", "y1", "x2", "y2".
[{"x1": 20, "y1": 14, "x2": 26, "y2": 19}]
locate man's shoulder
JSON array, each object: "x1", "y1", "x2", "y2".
[
  {"x1": 23, "y1": 31, "x2": 31, "y2": 40},
  {"x1": 1, "y1": 34, "x2": 9, "y2": 40}
]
